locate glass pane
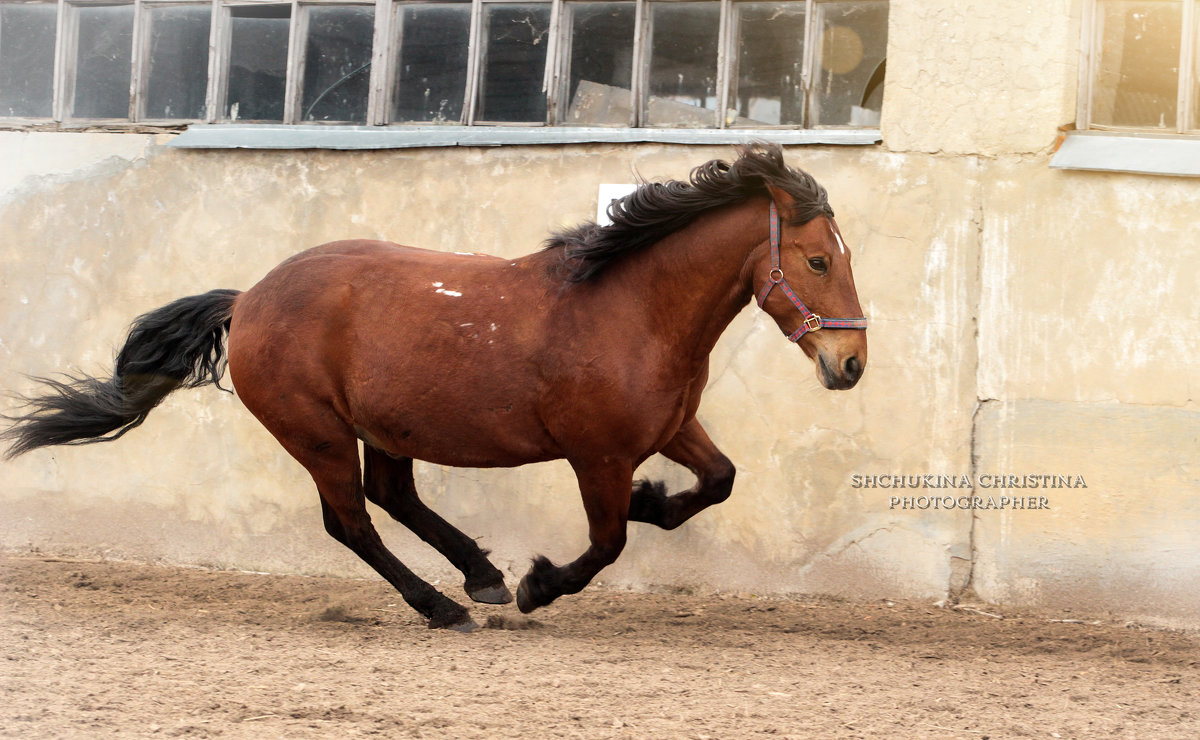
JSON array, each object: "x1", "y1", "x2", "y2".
[
  {"x1": 1194, "y1": 11, "x2": 1200, "y2": 131},
  {"x1": 646, "y1": 2, "x2": 720, "y2": 127},
  {"x1": 811, "y1": 0, "x2": 888, "y2": 127},
  {"x1": 0, "y1": 3, "x2": 57, "y2": 117},
  {"x1": 1091, "y1": 0, "x2": 1182, "y2": 129},
  {"x1": 301, "y1": 5, "x2": 374, "y2": 122},
  {"x1": 226, "y1": 5, "x2": 290, "y2": 122},
  {"x1": 392, "y1": 3, "x2": 470, "y2": 123},
  {"x1": 561, "y1": 2, "x2": 636, "y2": 125},
  {"x1": 73, "y1": 4, "x2": 135, "y2": 119},
  {"x1": 730, "y1": 2, "x2": 807, "y2": 126},
  {"x1": 144, "y1": 5, "x2": 212, "y2": 120},
  {"x1": 476, "y1": 3, "x2": 551, "y2": 123}
]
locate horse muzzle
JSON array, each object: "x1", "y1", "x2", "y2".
[
  {"x1": 807, "y1": 339, "x2": 866, "y2": 390},
  {"x1": 819, "y1": 353, "x2": 865, "y2": 390}
]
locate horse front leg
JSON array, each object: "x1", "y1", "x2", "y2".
[
  {"x1": 628, "y1": 417, "x2": 736, "y2": 530},
  {"x1": 515, "y1": 460, "x2": 632, "y2": 613}
]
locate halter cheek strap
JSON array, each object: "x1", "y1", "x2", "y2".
[{"x1": 756, "y1": 202, "x2": 869, "y2": 343}]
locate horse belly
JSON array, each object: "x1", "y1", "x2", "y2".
[
  {"x1": 345, "y1": 320, "x2": 561, "y2": 468},
  {"x1": 352, "y1": 383, "x2": 560, "y2": 468}
]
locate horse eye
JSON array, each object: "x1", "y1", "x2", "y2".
[{"x1": 808, "y1": 258, "x2": 828, "y2": 274}]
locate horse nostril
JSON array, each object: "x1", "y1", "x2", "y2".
[{"x1": 843, "y1": 355, "x2": 862, "y2": 380}]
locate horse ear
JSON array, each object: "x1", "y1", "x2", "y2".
[{"x1": 766, "y1": 184, "x2": 796, "y2": 220}]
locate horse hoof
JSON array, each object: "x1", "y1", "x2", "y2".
[
  {"x1": 515, "y1": 578, "x2": 537, "y2": 614},
  {"x1": 435, "y1": 616, "x2": 480, "y2": 633},
  {"x1": 467, "y1": 582, "x2": 514, "y2": 605}
]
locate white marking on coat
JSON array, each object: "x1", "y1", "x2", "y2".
[
  {"x1": 832, "y1": 225, "x2": 847, "y2": 255},
  {"x1": 436, "y1": 288, "x2": 463, "y2": 297}
]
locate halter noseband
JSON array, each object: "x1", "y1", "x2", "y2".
[{"x1": 756, "y1": 202, "x2": 869, "y2": 343}]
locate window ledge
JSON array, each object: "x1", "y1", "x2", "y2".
[
  {"x1": 167, "y1": 124, "x2": 882, "y2": 150},
  {"x1": 1050, "y1": 131, "x2": 1200, "y2": 178}
]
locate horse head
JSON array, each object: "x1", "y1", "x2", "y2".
[{"x1": 754, "y1": 184, "x2": 868, "y2": 391}]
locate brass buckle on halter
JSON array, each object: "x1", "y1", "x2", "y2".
[{"x1": 805, "y1": 315, "x2": 823, "y2": 333}]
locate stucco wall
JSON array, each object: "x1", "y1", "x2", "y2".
[
  {"x1": 883, "y1": 0, "x2": 1079, "y2": 155},
  {"x1": 2, "y1": 0, "x2": 1198, "y2": 626}
]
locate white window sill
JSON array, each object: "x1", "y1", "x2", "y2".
[
  {"x1": 1050, "y1": 131, "x2": 1200, "y2": 178},
  {"x1": 167, "y1": 124, "x2": 882, "y2": 150}
]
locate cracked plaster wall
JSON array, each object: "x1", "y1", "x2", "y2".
[
  {"x1": 972, "y1": 162, "x2": 1200, "y2": 627},
  {"x1": 883, "y1": 0, "x2": 1079, "y2": 156}
]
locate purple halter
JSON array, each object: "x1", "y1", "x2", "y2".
[{"x1": 756, "y1": 202, "x2": 869, "y2": 343}]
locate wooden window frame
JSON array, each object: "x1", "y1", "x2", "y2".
[{"x1": 0, "y1": 0, "x2": 888, "y2": 129}]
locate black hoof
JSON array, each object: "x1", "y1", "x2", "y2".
[
  {"x1": 439, "y1": 616, "x2": 480, "y2": 633},
  {"x1": 516, "y1": 555, "x2": 557, "y2": 614},
  {"x1": 467, "y1": 581, "x2": 514, "y2": 605},
  {"x1": 516, "y1": 576, "x2": 538, "y2": 614},
  {"x1": 426, "y1": 601, "x2": 475, "y2": 631}
]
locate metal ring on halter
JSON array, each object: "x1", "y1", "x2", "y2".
[{"x1": 768, "y1": 268, "x2": 784, "y2": 283}]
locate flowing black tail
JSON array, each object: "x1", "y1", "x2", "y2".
[{"x1": 2, "y1": 289, "x2": 241, "y2": 459}]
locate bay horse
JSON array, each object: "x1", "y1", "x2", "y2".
[{"x1": 3, "y1": 143, "x2": 867, "y2": 631}]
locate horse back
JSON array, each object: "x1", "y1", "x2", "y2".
[{"x1": 227, "y1": 240, "x2": 571, "y2": 466}]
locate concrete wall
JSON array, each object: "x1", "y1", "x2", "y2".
[{"x1": 2, "y1": 0, "x2": 1197, "y2": 626}]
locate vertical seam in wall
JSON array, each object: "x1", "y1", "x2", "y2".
[{"x1": 954, "y1": 165, "x2": 987, "y2": 602}]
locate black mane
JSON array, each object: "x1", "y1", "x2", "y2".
[{"x1": 544, "y1": 142, "x2": 834, "y2": 282}]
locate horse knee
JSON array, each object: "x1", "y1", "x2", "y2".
[{"x1": 706, "y1": 456, "x2": 736, "y2": 503}]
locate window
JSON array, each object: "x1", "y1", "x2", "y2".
[
  {"x1": 1078, "y1": 0, "x2": 1199, "y2": 133},
  {"x1": 300, "y1": 5, "x2": 375, "y2": 122},
  {"x1": 0, "y1": 2, "x2": 56, "y2": 117},
  {"x1": 561, "y1": 2, "x2": 636, "y2": 125},
  {"x1": 0, "y1": 0, "x2": 888, "y2": 129},
  {"x1": 70, "y1": 3, "x2": 135, "y2": 120},
  {"x1": 143, "y1": 4, "x2": 213, "y2": 121}
]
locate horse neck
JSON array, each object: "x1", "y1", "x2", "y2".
[{"x1": 608, "y1": 198, "x2": 767, "y2": 363}]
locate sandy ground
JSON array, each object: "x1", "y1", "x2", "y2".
[{"x1": 2, "y1": 553, "x2": 1198, "y2": 739}]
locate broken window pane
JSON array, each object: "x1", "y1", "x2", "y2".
[
  {"x1": 0, "y1": 3, "x2": 57, "y2": 118},
  {"x1": 810, "y1": 0, "x2": 888, "y2": 127},
  {"x1": 301, "y1": 5, "x2": 374, "y2": 122},
  {"x1": 226, "y1": 4, "x2": 290, "y2": 122},
  {"x1": 1091, "y1": 0, "x2": 1182, "y2": 129},
  {"x1": 476, "y1": 3, "x2": 551, "y2": 123},
  {"x1": 72, "y1": 3, "x2": 134, "y2": 119},
  {"x1": 645, "y1": 2, "x2": 720, "y2": 127},
  {"x1": 144, "y1": 4, "x2": 212, "y2": 120},
  {"x1": 392, "y1": 3, "x2": 471, "y2": 123},
  {"x1": 730, "y1": 2, "x2": 807, "y2": 127},
  {"x1": 561, "y1": 2, "x2": 636, "y2": 125}
]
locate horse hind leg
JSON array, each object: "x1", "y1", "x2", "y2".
[
  {"x1": 290, "y1": 431, "x2": 477, "y2": 631},
  {"x1": 362, "y1": 446, "x2": 513, "y2": 604}
]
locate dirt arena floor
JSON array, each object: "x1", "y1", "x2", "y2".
[{"x1": 2, "y1": 553, "x2": 1198, "y2": 739}]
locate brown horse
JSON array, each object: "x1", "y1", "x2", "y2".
[{"x1": 3, "y1": 143, "x2": 867, "y2": 631}]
